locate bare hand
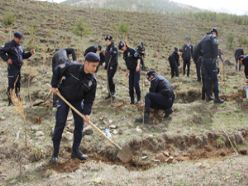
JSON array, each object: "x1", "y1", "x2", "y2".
[
  {"x1": 136, "y1": 65, "x2": 140, "y2": 72},
  {"x1": 51, "y1": 87, "x2": 59, "y2": 95},
  {"x1": 30, "y1": 48, "x2": 35, "y2": 55},
  {"x1": 84, "y1": 115, "x2": 90, "y2": 125},
  {"x1": 7, "y1": 59, "x2": 13, "y2": 65}
]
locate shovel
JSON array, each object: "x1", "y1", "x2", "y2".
[{"x1": 55, "y1": 91, "x2": 133, "y2": 163}]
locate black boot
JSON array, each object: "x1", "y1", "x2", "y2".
[
  {"x1": 164, "y1": 108, "x2": 173, "y2": 118},
  {"x1": 144, "y1": 112, "x2": 150, "y2": 124},
  {"x1": 105, "y1": 94, "x2": 111, "y2": 100},
  {"x1": 206, "y1": 96, "x2": 214, "y2": 102},
  {"x1": 50, "y1": 155, "x2": 59, "y2": 164},
  {"x1": 214, "y1": 98, "x2": 224, "y2": 104},
  {"x1": 71, "y1": 151, "x2": 88, "y2": 161}
]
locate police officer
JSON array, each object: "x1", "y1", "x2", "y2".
[
  {"x1": 181, "y1": 38, "x2": 193, "y2": 77},
  {"x1": 84, "y1": 45, "x2": 105, "y2": 71},
  {"x1": 52, "y1": 48, "x2": 77, "y2": 107},
  {"x1": 0, "y1": 32, "x2": 35, "y2": 105},
  {"x1": 50, "y1": 52, "x2": 99, "y2": 163},
  {"x1": 136, "y1": 42, "x2": 146, "y2": 70},
  {"x1": 104, "y1": 35, "x2": 118, "y2": 99},
  {"x1": 119, "y1": 41, "x2": 141, "y2": 104},
  {"x1": 168, "y1": 47, "x2": 180, "y2": 78},
  {"x1": 193, "y1": 45, "x2": 202, "y2": 82},
  {"x1": 238, "y1": 55, "x2": 248, "y2": 79},
  {"x1": 142, "y1": 70, "x2": 175, "y2": 124},
  {"x1": 194, "y1": 28, "x2": 224, "y2": 104},
  {"x1": 234, "y1": 48, "x2": 244, "y2": 71}
]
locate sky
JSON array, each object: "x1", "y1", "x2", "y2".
[{"x1": 44, "y1": 0, "x2": 248, "y2": 15}]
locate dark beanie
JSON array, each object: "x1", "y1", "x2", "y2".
[
  {"x1": 105, "y1": 35, "x2": 113, "y2": 41},
  {"x1": 118, "y1": 41, "x2": 125, "y2": 50},
  {"x1": 85, "y1": 52, "x2": 100, "y2": 63},
  {"x1": 14, "y1": 32, "x2": 23, "y2": 39}
]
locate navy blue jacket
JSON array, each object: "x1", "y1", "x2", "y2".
[
  {"x1": 182, "y1": 44, "x2": 193, "y2": 61},
  {"x1": 84, "y1": 46, "x2": 98, "y2": 56},
  {"x1": 105, "y1": 42, "x2": 118, "y2": 70},
  {"x1": 194, "y1": 34, "x2": 218, "y2": 59},
  {"x1": 242, "y1": 55, "x2": 248, "y2": 79},
  {"x1": 123, "y1": 47, "x2": 140, "y2": 70},
  {"x1": 0, "y1": 40, "x2": 32, "y2": 74},
  {"x1": 52, "y1": 48, "x2": 76, "y2": 73},
  {"x1": 150, "y1": 75, "x2": 174, "y2": 98},
  {"x1": 51, "y1": 63, "x2": 96, "y2": 115},
  {"x1": 168, "y1": 51, "x2": 180, "y2": 67}
]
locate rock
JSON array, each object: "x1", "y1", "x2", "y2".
[
  {"x1": 0, "y1": 116, "x2": 6, "y2": 121},
  {"x1": 166, "y1": 156, "x2": 174, "y2": 163},
  {"x1": 109, "y1": 124, "x2": 117, "y2": 129},
  {"x1": 155, "y1": 153, "x2": 167, "y2": 162},
  {"x1": 67, "y1": 116, "x2": 73, "y2": 121},
  {"x1": 141, "y1": 155, "x2": 148, "y2": 160},
  {"x1": 64, "y1": 131, "x2": 73, "y2": 141},
  {"x1": 112, "y1": 129, "x2": 118, "y2": 135},
  {"x1": 136, "y1": 126, "x2": 142, "y2": 133},
  {"x1": 35, "y1": 131, "x2": 44, "y2": 137},
  {"x1": 239, "y1": 148, "x2": 247, "y2": 155},
  {"x1": 83, "y1": 126, "x2": 93, "y2": 135},
  {"x1": 162, "y1": 151, "x2": 170, "y2": 157},
  {"x1": 32, "y1": 99, "x2": 44, "y2": 106},
  {"x1": 108, "y1": 120, "x2": 113, "y2": 124},
  {"x1": 235, "y1": 132, "x2": 245, "y2": 144}
]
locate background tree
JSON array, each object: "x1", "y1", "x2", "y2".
[{"x1": 72, "y1": 18, "x2": 91, "y2": 39}]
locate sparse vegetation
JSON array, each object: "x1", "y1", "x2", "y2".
[{"x1": 72, "y1": 18, "x2": 91, "y2": 39}]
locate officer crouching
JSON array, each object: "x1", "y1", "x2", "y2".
[
  {"x1": 138, "y1": 70, "x2": 175, "y2": 124},
  {"x1": 50, "y1": 52, "x2": 99, "y2": 164}
]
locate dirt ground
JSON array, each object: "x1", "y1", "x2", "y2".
[{"x1": 1, "y1": 58, "x2": 248, "y2": 185}]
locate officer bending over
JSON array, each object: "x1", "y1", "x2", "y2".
[
  {"x1": 141, "y1": 70, "x2": 175, "y2": 124},
  {"x1": 50, "y1": 52, "x2": 99, "y2": 163}
]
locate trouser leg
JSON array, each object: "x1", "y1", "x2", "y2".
[{"x1": 52, "y1": 99, "x2": 69, "y2": 157}]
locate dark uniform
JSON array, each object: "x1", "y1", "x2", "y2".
[
  {"x1": 144, "y1": 72, "x2": 175, "y2": 123},
  {"x1": 51, "y1": 62, "x2": 97, "y2": 159},
  {"x1": 194, "y1": 32, "x2": 223, "y2": 103},
  {"x1": 136, "y1": 42, "x2": 145, "y2": 69},
  {"x1": 105, "y1": 42, "x2": 118, "y2": 96},
  {"x1": 84, "y1": 45, "x2": 105, "y2": 71},
  {"x1": 234, "y1": 48, "x2": 244, "y2": 71},
  {"x1": 168, "y1": 48, "x2": 180, "y2": 78},
  {"x1": 182, "y1": 44, "x2": 193, "y2": 77},
  {"x1": 0, "y1": 39, "x2": 32, "y2": 105},
  {"x1": 193, "y1": 45, "x2": 202, "y2": 82},
  {"x1": 52, "y1": 48, "x2": 77, "y2": 107},
  {"x1": 241, "y1": 55, "x2": 248, "y2": 78},
  {"x1": 123, "y1": 47, "x2": 141, "y2": 103}
]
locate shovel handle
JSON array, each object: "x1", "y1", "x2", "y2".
[{"x1": 56, "y1": 91, "x2": 122, "y2": 150}]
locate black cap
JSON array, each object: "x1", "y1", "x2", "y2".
[
  {"x1": 85, "y1": 52, "x2": 100, "y2": 63},
  {"x1": 211, "y1": 28, "x2": 218, "y2": 36},
  {"x1": 146, "y1": 70, "x2": 156, "y2": 78},
  {"x1": 105, "y1": 35, "x2": 113, "y2": 41},
  {"x1": 118, "y1": 41, "x2": 125, "y2": 50},
  {"x1": 14, "y1": 32, "x2": 23, "y2": 39},
  {"x1": 174, "y1": 47, "x2": 178, "y2": 52}
]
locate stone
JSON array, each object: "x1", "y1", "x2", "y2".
[
  {"x1": 109, "y1": 125, "x2": 117, "y2": 129},
  {"x1": 112, "y1": 129, "x2": 118, "y2": 135},
  {"x1": 83, "y1": 126, "x2": 93, "y2": 135},
  {"x1": 166, "y1": 156, "x2": 174, "y2": 163},
  {"x1": 35, "y1": 131, "x2": 44, "y2": 137}
]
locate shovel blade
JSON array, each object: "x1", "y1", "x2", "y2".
[{"x1": 117, "y1": 145, "x2": 133, "y2": 163}]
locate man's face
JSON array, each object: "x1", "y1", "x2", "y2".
[
  {"x1": 14, "y1": 37, "x2": 22, "y2": 45},
  {"x1": 105, "y1": 40, "x2": 111, "y2": 46},
  {"x1": 84, "y1": 61, "x2": 99, "y2": 74},
  {"x1": 119, "y1": 45, "x2": 126, "y2": 53},
  {"x1": 147, "y1": 75, "x2": 154, "y2": 82},
  {"x1": 212, "y1": 32, "x2": 218, "y2": 38}
]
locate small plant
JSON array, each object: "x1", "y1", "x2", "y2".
[
  {"x1": 227, "y1": 33, "x2": 234, "y2": 49},
  {"x1": 2, "y1": 12, "x2": 16, "y2": 39},
  {"x1": 72, "y1": 18, "x2": 91, "y2": 39},
  {"x1": 116, "y1": 22, "x2": 129, "y2": 41}
]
